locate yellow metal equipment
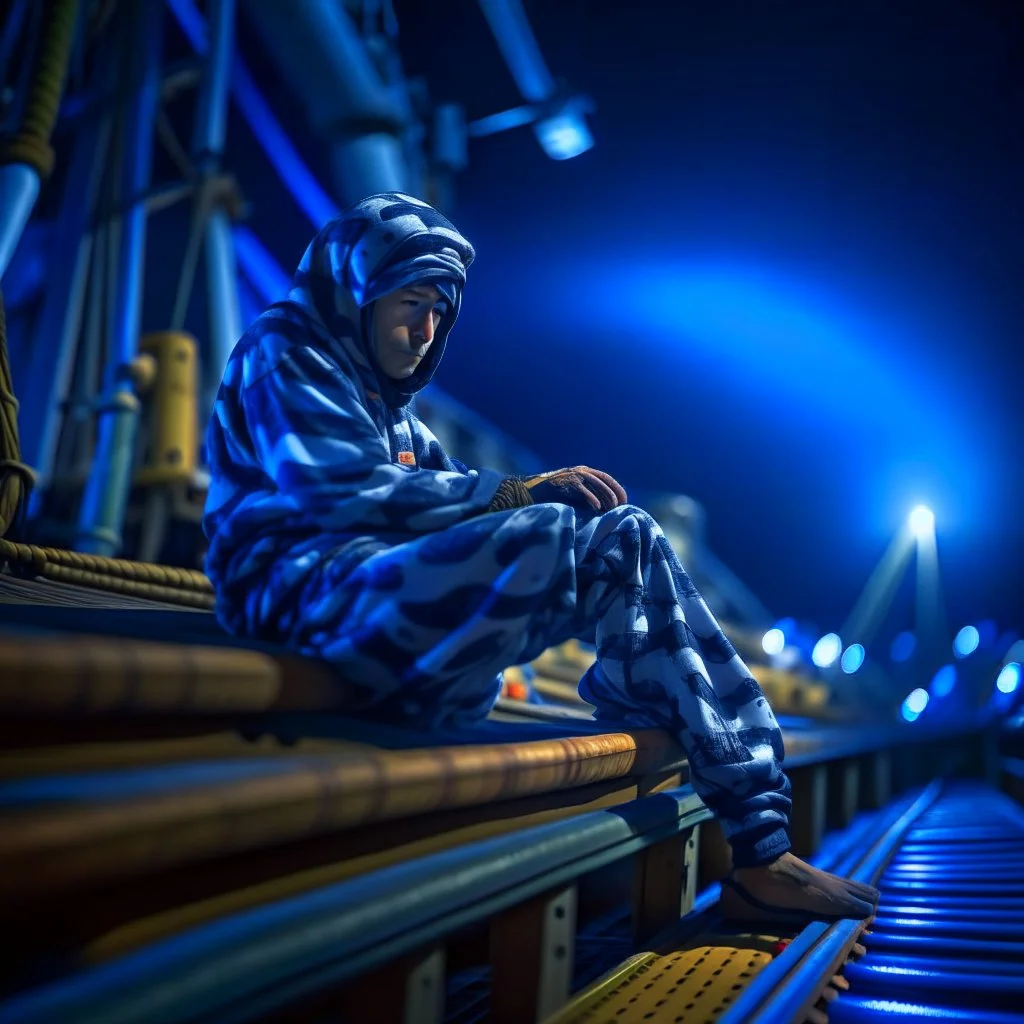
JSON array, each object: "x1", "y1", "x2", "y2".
[{"x1": 135, "y1": 331, "x2": 198, "y2": 486}]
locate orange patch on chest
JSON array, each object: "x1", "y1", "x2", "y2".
[{"x1": 397, "y1": 451, "x2": 416, "y2": 466}]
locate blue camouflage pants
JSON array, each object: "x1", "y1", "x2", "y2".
[{"x1": 277, "y1": 503, "x2": 793, "y2": 867}]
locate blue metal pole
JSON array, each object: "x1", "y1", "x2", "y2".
[
  {"x1": 193, "y1": 0, "x2": 241, "y2": 428},
  {"x1": 202, "y1": 209, "x2": 241, "y2": 417},
  {"x1": 476, "y1": 0, "x2": 554, "y2": 103},
  {"x1": 0, "y1": 165, "x2": 40, "y2": 279},
  {"x1": 167, "y1": 0, "x2": 338, "y2": 227},
  {"x1": 475, "y1": 0, "x2": 593, "y2": 161},
  {"x1": 20, "y1": 104, "x2": 113, "y2": 512},
  {"x1": 75, "y1": 0, "x2": 164, "y2": 556},
  {"x1": 67, "y1": 220, "x2": 108, "y2": 480},
  {"x1": 240, "y1": 0, "x2": 408, "y2": 204},
  {"x1": 0, "y1": 9, "x2": 31, "y2": 267},
  {"x1": 231, "y1": 225, "x2": 291, "y2": 302},
  {"x1": 0, "y1": 0, "x2": 80, "y2": 280},
  {"x1": 191, "y1": 0, "x2": 233, "y2": 159}
]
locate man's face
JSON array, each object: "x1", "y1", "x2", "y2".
[{"x1": 371, "y1": 284, "x2": 449, "y2": 379}]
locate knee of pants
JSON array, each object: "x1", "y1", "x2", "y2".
[
  {"x1": 585, "y1": 504, "x2": 697, "y2": 596},
  {"x1": 618, "y1": 503, "x2": 659, "y2": 526},
  {"x1": 590, "y1": 503, "x2": 664, "y2": 541}
]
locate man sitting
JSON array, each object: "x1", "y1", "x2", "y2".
[{"x1": 203, "y1": 192, "x2": 879, "y2": 925}]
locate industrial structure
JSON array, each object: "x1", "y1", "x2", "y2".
[{"x1": 0, "y1": 2, "x2": 1022, "y2": 1022}]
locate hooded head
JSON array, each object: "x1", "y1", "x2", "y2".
[{"x1": 286, "y1": 192, "x2": 475, "y2": 408}]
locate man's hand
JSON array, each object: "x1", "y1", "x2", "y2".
[{"x1": 524, "y1": 466, "x2": 628, "y2": 514}]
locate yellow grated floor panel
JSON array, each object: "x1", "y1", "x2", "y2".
[{"x1": 548, "y1": 935, "x2": 785, "y2": 1024}]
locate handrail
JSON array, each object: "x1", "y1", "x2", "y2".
[
  {"x1": 0, "y1": 729, "x2": 684, "y2": 901},
  {"x1": 718, "y1": 780, "x2": 944, "y2": 1024},
  {"x1": 0, "y1": 785, "x2": 710, "y2": 1024},
  {"x1": 781, "y1": 716, "x2": 992, "y2": 768}
]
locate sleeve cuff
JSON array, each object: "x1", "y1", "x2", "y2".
[{"x1": 486, "y1": 477, "x2": 534, "y2": 512}]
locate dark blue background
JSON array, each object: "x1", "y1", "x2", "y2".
[{"x1": 238, "y1": 0, "x2": 1023, "y2": 645}]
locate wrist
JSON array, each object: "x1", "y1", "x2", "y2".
[{"x1": 487, "y1": 476, "x2": 534, "y2": 512}]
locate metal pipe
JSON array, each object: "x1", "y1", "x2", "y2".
[
  {"x1": 327, "y1": 133, "x2": 409, "y2": 206},
  {"x1": 202, "y1": 207, "x2": 241, "y2": 422},
  {"x1": 20, "y1": 104, "x2": 112, "y2": 505},
  {"x1": 111, "y1": 16, "x2": 161, "y2": 370},
  {"x1": 240, "y1": 0, "x2": 408, "y2": 203},
  {"x1": 191, "y1": 0, "x2": 233, "y2": 159},
  {"x1": 242, "y1": 0, "x2": 398, "y2": 126},
  {"x1": 68, "y1": 219, "x2": 107, "y2": 478},
  {"x1": 75, "y1": 0, "x2": 164, "y2": 556},
  {"x1": 0, "y1": 0, "x2": 80, "y2": 279},
  {"x1": 169, "y1": 0, "x2": 242, "y2": 432},
  {"x1": 476, "y1": 0, "x2": 592, "y2": 161},
  {"x1": 0, "y1": 165, "x2": 41, "y2": 279},
  {"x1": 167, "y1": 0, "x2": 338, "y2": 227},
  {"x1": 467, "y1": 103, "x2": 537, "y2": 138},
  {"x1": 196, "y1": 0, "x2": 241, "y2": 419},
  {"x1": 231, "y1": 225, "x2": 290, "y2": 302},
  {"x1": 476, "y1": 0, "x2": 555, "y2": 103}
]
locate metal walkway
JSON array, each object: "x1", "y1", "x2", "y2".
[
  {"x1": 712, "y1": 781, "x2": 1024, "y2": 1024},
  {"x1": 831, "y1": 783, "x2": 1024, "y2": 1023},
  {"x1": 547, "y1": 780, "x2": 1024, "y2": 1024}
]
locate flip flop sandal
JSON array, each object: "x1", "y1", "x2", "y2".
[{"x1": 719, "y1": 875, "x2": 870, "y2": 927}]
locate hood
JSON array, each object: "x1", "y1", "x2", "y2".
[{"x1": 284, "y1": 192, "x2": 475, "y2": 408}]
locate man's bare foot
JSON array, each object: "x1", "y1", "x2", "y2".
[{"x1": 719, "y1": 852, "x2": 880, "y2": 925}]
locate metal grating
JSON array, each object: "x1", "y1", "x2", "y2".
[{"x1": 549, "y1": 938, "x2": 780, "y2": 1024}]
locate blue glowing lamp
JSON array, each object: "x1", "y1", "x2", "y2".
[
  {"x1": 534, "y1": 112, "x2": 593, "y2": 160},
  {"x1": 908, "y1": 505, "x2": 934, "y2": 537},
  {"x1": 930, "y1": 664, "x2": 957, "y2": 698},
  {"x1": 840, "y1": 644, "x2": 865, "y2": 674},
  {"x1": 901, "y1": 687, "x2": 929, "y2": 722},
  {"x1": 953, "y1": 625, "x2": 980, "y2": 658},
  {"x1": 997, "y1": 662, "x2": 1021, "y2": 695},
  {"x1": 811, "y1": 633, "x2": 842, "y2": 668}
]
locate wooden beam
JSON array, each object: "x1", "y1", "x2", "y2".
[
  {"x1": 335, "y1": 946, "x2": 446, "y2": 1024},
  {"x1": 789, "y1": 764, "x2": 827, "y2": 857},
  {"x1": 631, "y1": 824, "x2": 701, "y2": 944},
  {"x1": 826, "y1": 759, "x2": 860, "y2": 830},
  {"x1": 490, "y1": 884, "x2": 577, "y2": 1023}
]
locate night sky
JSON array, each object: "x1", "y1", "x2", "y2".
[{"x1": 237, "y1": 0, "x2": 1022, "y2": 646}]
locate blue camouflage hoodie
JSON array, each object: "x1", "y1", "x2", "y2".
[{"x1": 202, "y1": 193, "x2": 506, "y2": 635}]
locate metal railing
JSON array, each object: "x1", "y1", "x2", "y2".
[{"x1": 0, "y1": 785, "x2": 711, "y2": 1023}]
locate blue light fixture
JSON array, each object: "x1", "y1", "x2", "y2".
[
  {"x1": 997, "y1": 662, "x2": 1021, "y2": 695},
  {"x1": 477, "y1": 0, "x2": 594, "y2": 161},
  {"x1": 840, "y1": 644, "x2": 865, "y2": 674},
  {"x1": 908, "y1": 505, "x2": 934, "y2": 537},
  {"x1": 953, "y1": 625, "x2": 980, "y2": 658},
  {"x1": 812, "y1": 633, "x2": 842, "y2": 669},
  {"x1": 762, "y1": 628, "x2": 785, "y2": 656},
  {"x1": 929, "y1": 664, "x2": 957, "y2": 698},
  {"x1": 901, "y1": 687, "x2": 929, "y2": 722},
  {"x1": 534, "y1": 110, "x2": 593, "y2": 160}
]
